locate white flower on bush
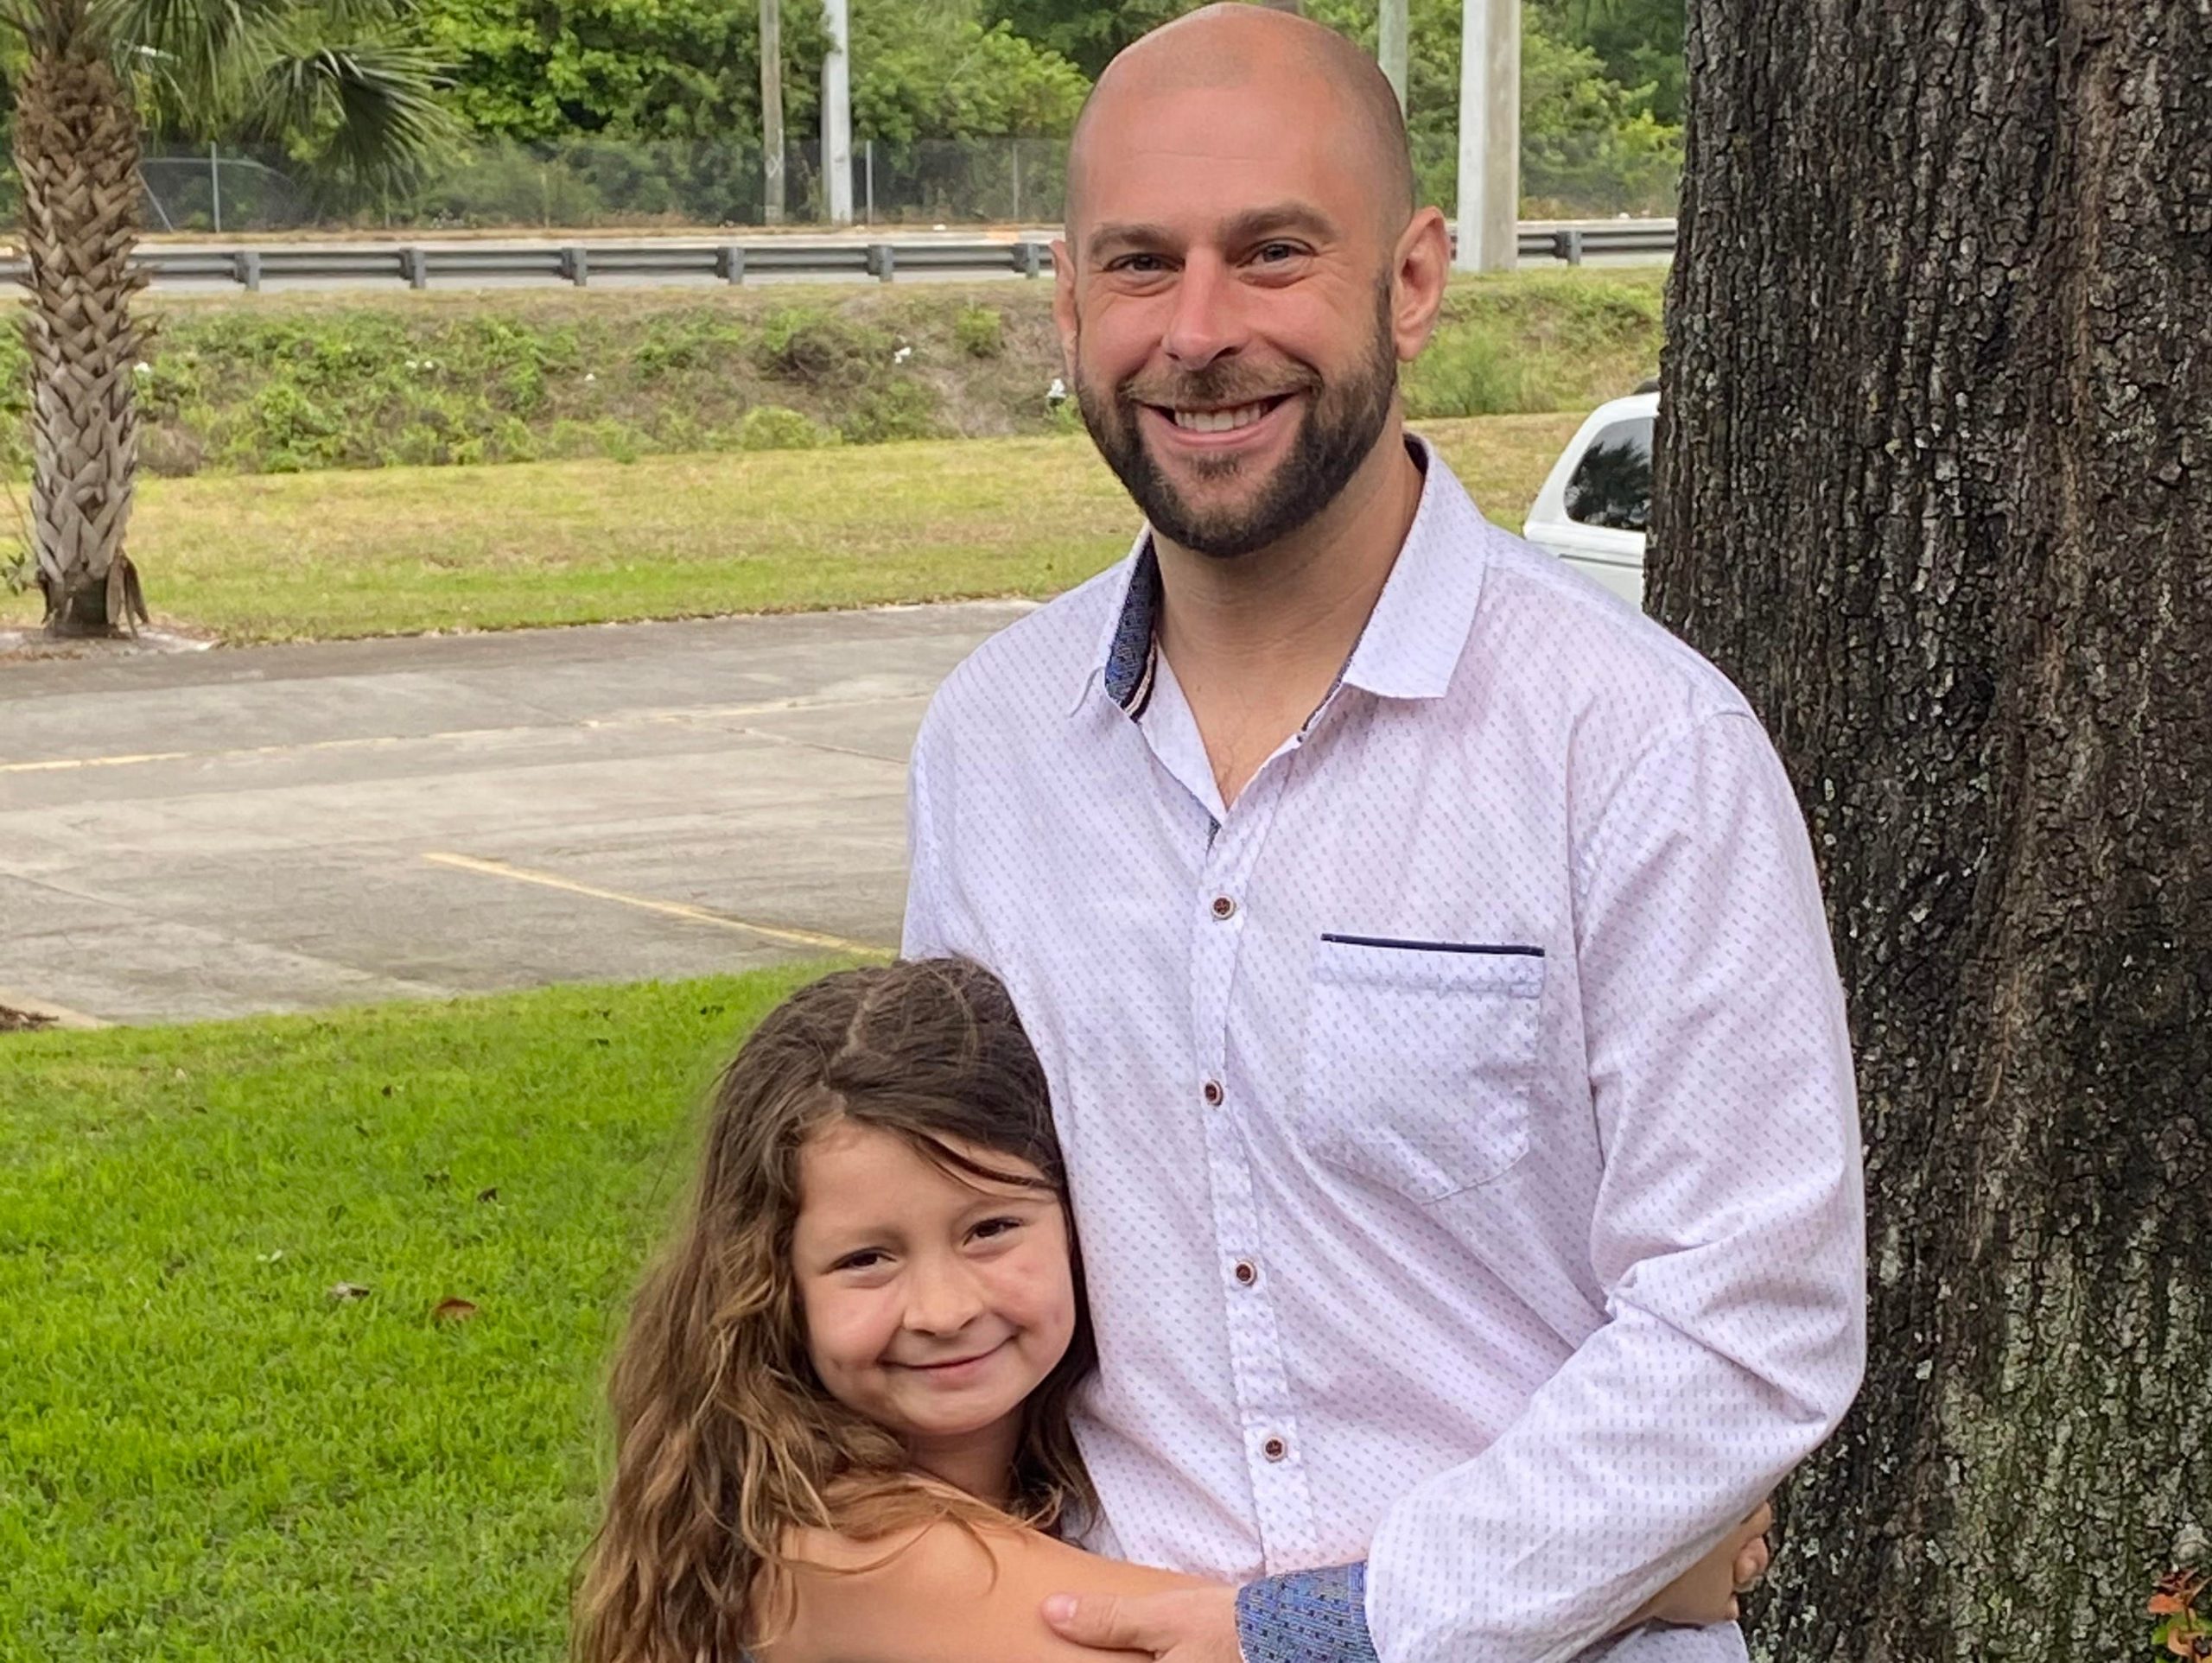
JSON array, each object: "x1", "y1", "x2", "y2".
[
  {"x1": 583, "y1": 371, "x2": 597, "y2": 384},
  {"x1": 1046, "y1": 375, "x2": 1068, "y2": 408},
  {"x1": 893, "y1": 344, "x2": 912, "y2": 365},
  {"x1": 132, "y1": 361, "x2": 151, "y2": 377}
]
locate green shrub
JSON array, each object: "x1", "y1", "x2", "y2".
[
  {"x1": 954, "y1": 305, "x2": 1004, "y2": 359},
  {"x1": 1403, "y1": 329, "x2": 1548, "y2": 418},
  {"x1": 753, "y1": 308, "x2": 889, "y2": 386},
  {"x1": 736, "y1": 405, "x2": 835, "y2": 450},
  {"x1": 836, "y1": 380, "x2": 942, "y2": 445}
]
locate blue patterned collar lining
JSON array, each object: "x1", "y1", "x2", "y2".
[
  {"x1": 1102, "y1": 536, "x2": 1164, "y2": 716},
  {"x1": 1093, "y1": 435, "x2": 1455, "y2": 724}
]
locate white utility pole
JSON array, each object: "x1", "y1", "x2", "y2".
[
  {"x1": 1454, "y1": 0, "x2": 1519, "y2": 270},
  {"x1": 1378, "y1": 0, "x2": 1408, "y2": 112},
  {"x1": 760, "y1": 0, "x2": 785, "y2": 225},
  {"x1": 822, "y1": 0, "x2": 855, "y2": 225}
]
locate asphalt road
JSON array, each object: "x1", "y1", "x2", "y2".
[{"x1": 0, "y1": 602, "x2": 1027, "y2": 1026}]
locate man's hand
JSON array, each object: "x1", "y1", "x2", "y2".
[
  {"x1": 1626, "y1": 1500, "x2": 1775, "y2": 1630},
  {"x1": 1042, "y1": 1584, "x2": 1243, "y2": 1660}
]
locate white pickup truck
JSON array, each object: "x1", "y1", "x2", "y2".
[{"x1": 1520, "y1": 388, "x2": 1657, "y2": 607}]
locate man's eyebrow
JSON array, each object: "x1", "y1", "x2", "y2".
[
  {"x1": 1085, "y1": 220, "x2": 1173, "y2": 261},
  {"x1": 1084, "y1": 204, "x2": 1342, "y2": 264},
  {"x1": 1219, "y1": 204, "x2": 1340, "y2": 245}
]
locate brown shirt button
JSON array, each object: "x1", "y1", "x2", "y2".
[
  {"x1": 1262, "y1": 1436, "x2": 1287, "y2": 1462},
  {"x1": 1211, "y1": 895, "x2": 1236, "y2": 920},
  {"x1": 1202, "y1": 1079, "x2": 1224, "y2": 1107},
  {"x1": 1233, "y1": 1260, "x2": 1257, "y2": 1286}
]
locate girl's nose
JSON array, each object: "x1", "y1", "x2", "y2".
[{"x1": 902, "y1": 1256, "x2": 984, "y2": 1336}]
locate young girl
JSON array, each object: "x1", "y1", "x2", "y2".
[{"x1": 577, "y1": 958, "x2": 1764, "y2": 1663}]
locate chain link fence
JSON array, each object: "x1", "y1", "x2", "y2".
[
  {"x1": 101, "y1": 138, "x2": 1068, "y2": 234},
  {"x1": 0, "y1": 134, "x2": 1675, "y2": 236}
]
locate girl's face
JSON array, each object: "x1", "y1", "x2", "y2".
[{"x1": 791, "y1": 1120, "x2": 1077, "y2": 1482}]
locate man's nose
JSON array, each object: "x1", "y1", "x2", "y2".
[
  {"x1": 902, "y1": 1254, "x2": 984, "y2": 1336},
  {"x1": 1161, "y1": 253, "x2": 1245, "y2": 372}
]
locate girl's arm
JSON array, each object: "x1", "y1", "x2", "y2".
[
  {"x1": 760, "y1": 1520, "x2": 1216, "y2": 1663},
  {"x1": 759, "y1": 1500, "x2": 1770, "y2": 1663}
]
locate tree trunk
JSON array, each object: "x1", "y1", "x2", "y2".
[
  {"x1": 13, "y1": 11, "x2": 150, "y2": 640},
  {"x1": 1652, "y1": 1, "x2": 2212, "y2": 1658}
]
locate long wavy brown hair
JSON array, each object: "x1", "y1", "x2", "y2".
[{"x1": 575, "y1": 957, "x2": 1097, "y2": 1663}]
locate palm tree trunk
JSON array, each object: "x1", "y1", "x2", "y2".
[{"x1": 12, "y1": 15, "x2": 149, "y2": 638}]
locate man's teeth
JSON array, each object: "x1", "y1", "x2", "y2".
[{"x1": 1172, "y1": 402, "x2": 1272, "y2": 433}]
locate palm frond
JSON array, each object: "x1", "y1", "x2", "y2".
[
  {"x1": 241, "y1": 35, "x2": 460, "y2": 194},
  {"x1": 86, "y1": 0, "x2": 285, "y2": 105}
]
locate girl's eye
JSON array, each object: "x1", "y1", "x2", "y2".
[
  {"x1": 970, "y1": 1216, "x2": 1025, "y2": 1241},
  {"x1": 831, "y1": 1249, "x2": 885, "y2": 1273}
]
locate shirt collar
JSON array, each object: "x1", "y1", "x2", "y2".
[{"x1": 1074, "y1": 433, "x2": 1485, "y2": 718}]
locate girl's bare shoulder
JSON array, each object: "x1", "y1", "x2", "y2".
[{"x1": 760, "y1": 1512, "x2": 1204, "y2": 1663}]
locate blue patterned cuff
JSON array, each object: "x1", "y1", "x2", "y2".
[{"x1": 1235, "y1": 1560, "x2": 1380, "y2": 1663}]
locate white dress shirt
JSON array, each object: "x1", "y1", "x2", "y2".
[{"x1": 901, "y1": 438, "x2": 1866, "y2": 1663}]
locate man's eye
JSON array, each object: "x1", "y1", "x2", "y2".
[
  {"x1": 1255, "y1": 242, "x2": 1303, "y2": 264},
  {"x1": 1109, "y1": 253, "x2": 1168, "y2": 274}
]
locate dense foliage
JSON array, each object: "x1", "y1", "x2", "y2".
[
  {"x1": 410, "y1": 0, "x2": 1087, "y2": 143},
  {"x1": 400, "y1": 0, "x2": 1676, "y2": 171}
]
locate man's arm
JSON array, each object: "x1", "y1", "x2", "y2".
[
  {"x1": 901, "y1": 697, "x2": 963, "y2": 960},
  {"x1": 1239, "y1": 712, "x2": 1865, "y2": 1663}
]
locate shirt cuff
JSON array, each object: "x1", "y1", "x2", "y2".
[{"x1": 1235, "y1": 1561, "x2": 1380, "y2": 1663}]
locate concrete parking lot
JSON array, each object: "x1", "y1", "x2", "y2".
[{"x1": 0, "y1": 602, "x2": 1024, "y2": 1025}]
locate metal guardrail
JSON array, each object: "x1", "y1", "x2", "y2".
[{"x1": 0, "y1": 223, "x2": 1673, "y2": 293}]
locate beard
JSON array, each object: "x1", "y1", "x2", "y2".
[{"x1": 1073, "y1": 282, "x2": 1399, "y2": 560}]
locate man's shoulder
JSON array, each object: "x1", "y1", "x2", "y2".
[
  {"x1": 1469, "y1": 520, "x2": 1752, "y2": 733},
  {"x1": 922, "y1": 555, "x2": 1134, "y2": 739}
]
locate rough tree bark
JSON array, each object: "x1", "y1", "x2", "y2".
[
  {"x1": 12, "y1": 3, "x2": 150, "y2": 639},
  {"x1": 1652, "y1": 0, "x2": 2211, "y2": 1657}
]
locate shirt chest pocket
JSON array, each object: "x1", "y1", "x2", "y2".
[{"x1": 1299, "y1": 935, "x2": 1546, "y2": 1202}]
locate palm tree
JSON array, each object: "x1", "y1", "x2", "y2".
[{"x1": 5, "y1": 0, "x2": 454, "y2": 637}]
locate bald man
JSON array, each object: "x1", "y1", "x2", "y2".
[{"x1": 903, "y1": 9, "x2": 1866, "y2": 1662}]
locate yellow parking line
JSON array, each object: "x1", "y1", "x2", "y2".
[
  {"x1": 421, "y1": 851, "x2": 884, "y2": 955},
  {"x1": 1, "y1": 749, "x2": 200, "y2": 774}
]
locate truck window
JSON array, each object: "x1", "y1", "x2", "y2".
[{"x1": 1564, "y1": 416, "x2": 1654, "y2": 533}]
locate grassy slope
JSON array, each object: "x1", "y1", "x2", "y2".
[
  {"x1": 0, "y1": 966, "x2": 848, "y2": 1662},
  {"x1": 0, "y1": 415, "x2": 1581, "y2": 643},
  {"x1": 0, "y1": 270, "x2": 1660, "y2": 480}
]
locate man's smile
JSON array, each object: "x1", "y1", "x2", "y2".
[{"x1": 1165, "y1": 396, "x2": 1292, "y2": 432}]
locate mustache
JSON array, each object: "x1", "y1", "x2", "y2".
[{"x1": 1116, "y1": 362, "x2": 1323, "y2": 410}]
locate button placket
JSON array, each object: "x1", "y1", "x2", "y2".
[{"x1": 1187, "y1": 765, "x2": 1321, "y2": 1573}]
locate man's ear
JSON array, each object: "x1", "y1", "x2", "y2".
[
  {"x1": 1390, "y1": 206, "x2": 1452, "y2": 364},
  {"x1": 1052, "y1": 239, "x2": 1079, "y2": 376}
]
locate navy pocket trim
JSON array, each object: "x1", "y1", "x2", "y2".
[{"x1": 1319, "y1": 933, "x2": 1545, "y2": 958}]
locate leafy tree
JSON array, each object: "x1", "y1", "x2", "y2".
[
  {"x1": 410, "y1": 0, "x2": 1083, "y2": 144},
  {"x1": 1532, "y1": 0, "x2": 1681, "y2": 127},
  {"x1": 851, "y1": 4, "x2": 1087, "y2": 143},
  {"x1": 977, "y1": 0, "x2": 1189, "y2": 79},
  {"x1": 411, "y1": 0, "x2": 799, "y2": 139},
  {"x1": 1308, "y1": 0, "x2": 1679, "y2": 214}
]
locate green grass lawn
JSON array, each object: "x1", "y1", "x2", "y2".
[
  {"x1": 0, "y1": 414, "x2": 1581, "y2": 644},
  {"x1": 0, "y1": 964, "x2": 853, "y2": 1661}
]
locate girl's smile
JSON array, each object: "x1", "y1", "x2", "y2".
[{"x1": 791, "y1": 1120, "x2": 1078, "y2": 1500}]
